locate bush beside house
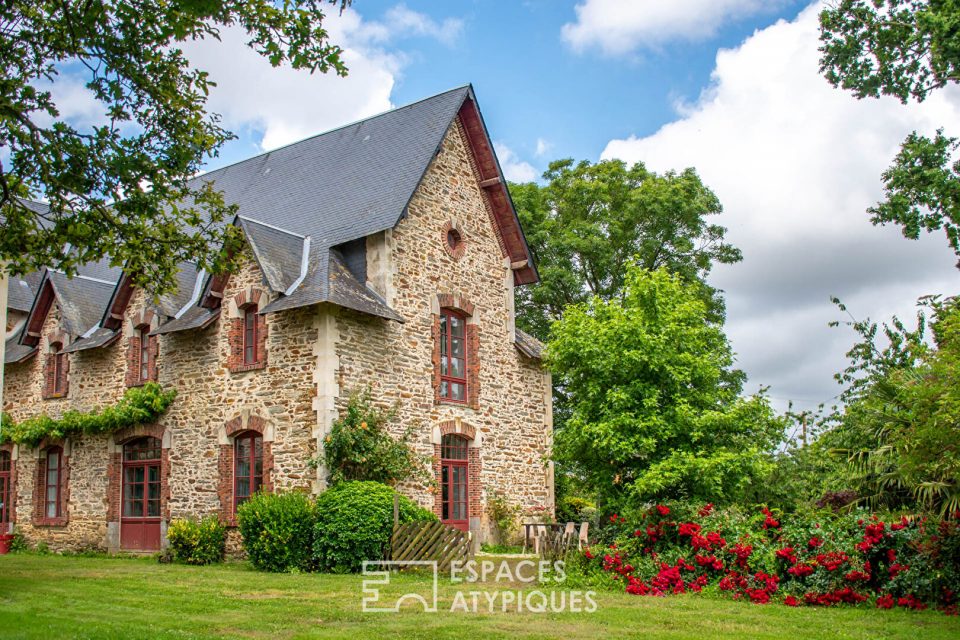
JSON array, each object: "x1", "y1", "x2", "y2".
[
  {"x1": 236, "y1": 491, "x2": 317, "y2": 573},
  {"x1": 313, "y1": 481, "x2": 436, "y2": 573},
  {"x1": 166, "y1": 516, "x2": 226, "y2": 565}
]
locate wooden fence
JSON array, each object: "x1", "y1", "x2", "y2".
[{"x1": 389, "y1": 520, "x2": 472, "y2": 571}]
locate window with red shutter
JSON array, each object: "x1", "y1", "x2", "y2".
[
  {"x1": 234, "y1": 432, "x2": 263, "y2": 511},
  {"x1": 44, "y1": 447, "x2": 62, "y2": 519}
]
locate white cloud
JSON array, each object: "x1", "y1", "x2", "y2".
[
  {"x1": 382, "y1": 4, "x2": 464, "y2": 46},
  {"x1": 562, "y1": 0, "x2": 782, "y2": 54},
  {"x1": 535, "y1": 137, "x2": 552, "y2": 157},
  {"x1": 179, "y1": 4, "x2": 463, "y2": 151},
  {"x1": 601, "y1": 2, "x2": 960, "y2": 412},
  {"x1": 494, "y1": 142, "x2": 538, "y2": 183}
]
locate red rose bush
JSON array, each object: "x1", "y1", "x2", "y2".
[{"x1": 569, "y1": 503, "x2": 960, "y2": 615}]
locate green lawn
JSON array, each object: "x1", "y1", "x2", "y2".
[{"x1": 1, "y1": 554, "x2": 958, "y2": 639}]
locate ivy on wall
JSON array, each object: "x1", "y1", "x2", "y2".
[{"x1": 0, "y1": 383, "x2": 176, "y2": 447}]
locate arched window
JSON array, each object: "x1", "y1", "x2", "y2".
[
  {"x1": 234, "y1": 432, "x2": 263, "y2": 510},
  {"x1": 439, "y1": 309, "x2": 467, "y2": 403},
  {"x1": 44, "y1": 447, "x2": 63, "y2": 519},
  {"x1": 0, "y1": 451, "x2": 11, "y2": 525},
  {"x1": 243, "y1": 305, "x2": 259, "y2": 365},
  {"x1": 440, "y1": 434, "x2": 469, "y2": 531}
]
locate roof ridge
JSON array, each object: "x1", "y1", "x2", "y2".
[{"x1": 192, "y1": 84, "x2": 472, "y2": 185}]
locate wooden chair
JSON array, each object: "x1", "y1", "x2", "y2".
[{"x1": 578, "y1": 522, "x2": 589, "y2": 550}]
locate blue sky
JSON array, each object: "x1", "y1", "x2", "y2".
[
  {"x1": 44, "y1": 1, "x2": 960, "y2": 430},
  {"x1": 210, "y1": 0, "x2": 813, "y2": 173}
]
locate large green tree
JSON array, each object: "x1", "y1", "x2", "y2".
[
  {"x1": 820, "y1": 0, "x2": 960, "y2": 264},
  {"x1": 1, "y1": 0, "x2": 349, "y2": 293},
  {"x1": 510, "y1": 159, "x2": 741, "y2": 341},
  {"x1": 823, "y1": 296, "x2": 960, "y2": 515},
  {"x1": 548, "y1": 266, "x2": 785, "y2": 510}
]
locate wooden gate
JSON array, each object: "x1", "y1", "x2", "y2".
[{"x1": 390, "y1": 520, "x2": 472, "y2": 571}]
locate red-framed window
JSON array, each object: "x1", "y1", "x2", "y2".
[
  {"x1": 0, "y1": 451, "x2": 11, "y2": 525},
  {"x1": 243, "y1": 306, "x2": 258, "y2": 365},
  {"x1": 439, "y1": 309, "x2": 467, "y2": 403},
  {"x1": 51, "y1": 343, "x2": 66, "y2": 396},
  {"x1": 138, "y1": 327, "x2": 151, "y2": 383},
  {"x1": 234, "y1": 432, "x2": 263, "y2": 510},
  {"x1": 440, "y1": 434, "x2": 469, "y2": 531},
  {"x1": 44, "y1": 447, "x2": 62, "y2": 519}
]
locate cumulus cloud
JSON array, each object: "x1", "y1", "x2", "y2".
[
  {"x1": 494, "y1": 142, "x2": 538, "y2": 183},
  {"x1": 601, "y1": 2, "x2": 960, "y2": 412},
  {"x1": 178, "y1": 4, "x2": 462, "y2": 151},
  {"x1": 562, "y1": 0, "x2": 783, "y2": 54}
]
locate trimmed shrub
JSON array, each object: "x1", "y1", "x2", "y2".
[
  {"x1": 237, "y1": 491, "x2": 316, "y2": 572},
  {"x1": 313, "y1": 481, "x2": 436, "y2": 573},
  {"x1": 166, "y1": 516, "x2": 225, "y2": 565}
]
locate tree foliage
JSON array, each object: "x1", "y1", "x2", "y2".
[
  {"x1": 318, "y1": 390, "x2": 427, "y2": 487},
  {"x1": 0, "y1": 0, "x2": 350, "y2": 294},
  {"x1": 548, "y1": 266, "x2": 785, "y2": 510},
  {"x1": 824, "y1": 296, "x2": 960, "y2": 515},
  {"x1": 820, "y1": 0, "x2": 960, "y2": 265},
  {"x1": 510, "y1": 159, "x2": 741, "y2": 341}
]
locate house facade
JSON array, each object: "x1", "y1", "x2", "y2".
[{"x1": 0, "y1": 86, "x2": 554, "y2": 552}]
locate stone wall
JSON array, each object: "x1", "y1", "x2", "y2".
[{"x1": 334, "y1": 119, "x2": 553, "y2": 540}]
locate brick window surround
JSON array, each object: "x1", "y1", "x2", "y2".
[
  {"x1": 441, "y1": 220, "x2": 467, "y2": 260},
  {"x1": 42, "y1": 332, "x2": 69, "y2": 399},
  {"x1": 432, "y1": 421, "x2": 481, "y2": 524},
  {"x1": 431, "y1": 293, "x2": 480, "y2": 409},
  {"x1": 125, "y1": 310, "x2": 159, "y2": 387},
  {"x1": 0, "y1": 445, "x2": 16, "y2": 529},
  {"x1": 218, "y1": 415, "x2": 273, "y2": 525},
  {"x1": 33, "y1": 440, "x2": 69, "y2": 527},
  {"x1": 228, "y1": 290, "x2": 268, "y2": 373},
  {"x1": 107, "y1": 425, "x2": 171, "y2": 526}
]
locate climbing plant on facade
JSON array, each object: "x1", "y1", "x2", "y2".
[{"x1": 0, "y1": 382, "x2": 176, "y2": 446}]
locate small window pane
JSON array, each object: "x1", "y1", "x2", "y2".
[
  {"x1": 450, "y1": 357, "x2": 463, "y2": 379},
  {"x1": 449, "y1": 315, "x2": 462, "y2": 337},
  {"x1": 450, "y1": 382, "x2": 465, "y2": 402},
  {"x1": 451, "y1": 338, "x2": 464, "y2": 358}
]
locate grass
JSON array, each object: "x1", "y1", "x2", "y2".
[{"x1": 1, "y1": 553, "x2": 958, "y2": 639}]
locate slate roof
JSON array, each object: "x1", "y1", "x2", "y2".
[
  {"x1": 47, "y1": 271, "x2": 117, "y2": 336},
  {"x1": 7, "y1": 271, "x2": 42, "y2": 313},
  {"x1": 7, "y1": 86, "x2": 540, "y2": 359},
  {"x1": 514, "y1": 328, "x2": 545, "y2": 360},
  {"x1": 4, "y1": 327, "x2": 35, "y2": 364}
]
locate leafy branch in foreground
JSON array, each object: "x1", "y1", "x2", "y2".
[{"x1": 0, "y1": 1, "x2": 351, "y2": 294}]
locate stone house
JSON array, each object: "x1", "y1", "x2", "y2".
[{"x1": 0, "y1": 86, "x2": 554, "y2": 552}]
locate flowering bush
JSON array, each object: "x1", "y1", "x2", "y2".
[{"x1": 571, "y1": 502, "x2": 960, "y2": 615}]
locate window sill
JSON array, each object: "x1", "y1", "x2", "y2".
[
  {"x1": 42, "y1": 393, "x2": 67, "y2": 400},
  {"x1": 125, "y1": 380, "x2": 156, "y2": 388},
  {"x1": 229, "y1": 362, "x2": 267, "y2": 374}
]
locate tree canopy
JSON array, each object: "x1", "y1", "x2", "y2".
[
  {"x1": 819, "y1": 0, "x2": 960, "y2": 265},
  {"x1": 510, "y1": 159, "x2": 741, "y2": 341},
  {"x1": 548, "y1": 266, "x2": 785, "y2": 510},
  {"x1": 0, "y1": 0, "x2": 349, "y2": 293}
]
